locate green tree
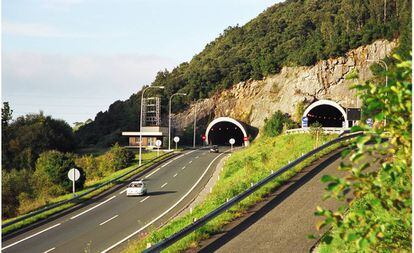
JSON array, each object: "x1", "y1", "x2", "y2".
[
  {"x1": 315, "y1": 54, "x2": 411, "y2": 251},
  {"x1": 2, "y1": 168, "x2": 33, "y2": 219},
  {"x1": 34, "y1": 151, "x2": 85, "y2": 196},
  {"x1": 263, "y1": 111, "x2": 296, "y2": 137},
  {"x1": 2, "y1": 113, "x2": 76, "y2": 171},
  {"x1": 2, "y1": 102, "x2": 13, "y2": 128}
]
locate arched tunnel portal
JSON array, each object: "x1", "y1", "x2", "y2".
[
  {"x1": 303, "y1": 100, "x2": 349, "y2": 128},
  {"x1": 205, "y1": 117, "x2": 252, "y2": 146}
]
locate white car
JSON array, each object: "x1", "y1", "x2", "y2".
[{"x1": 126, "y1": 180, "x2": 147, "y2": 196}]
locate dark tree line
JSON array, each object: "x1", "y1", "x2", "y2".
[{"x1": 75, "y1": 0, "x2": 411, "y2": 148}]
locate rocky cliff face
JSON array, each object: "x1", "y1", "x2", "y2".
[{"x1": 173, "y1": 39, "x2": 396, "y2": 131}]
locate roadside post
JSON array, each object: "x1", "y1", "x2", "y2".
[
  {"x1": 173, "y1": 136, "x2": 180, "y2": 150},
  {"x1": 68, "y1": 168, "x2": 80, "y2": 196},
  {"x1": 301, "y1": 116, "x2": 308, "y2": 128},
  {"x1": 155, "y1": 140, "x2": 162, "y2": 157},
  {"x1": 366, "y1": 118, "x2": 373, "y2": 128},
  {"x1": 229, "y1": 138, "x2": 235, "y2": 152}
]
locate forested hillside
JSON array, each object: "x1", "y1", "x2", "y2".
[{"x1": 75, "y1": 0, "x2": 411, "y2": 147}]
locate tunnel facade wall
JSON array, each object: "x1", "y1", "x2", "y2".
[
  {"x1": 302, "y1": 100, "x2": 349, "y2": 128},
  {"x1": 205, "y1": 117, "x2": 249, "y2": 147}
]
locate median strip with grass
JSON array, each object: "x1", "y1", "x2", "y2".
[
  {"x1": 2, "y1": 151, "x2": 175, "y2": 235},
  {"x1": 123, "y1": 133, "x2": 345, "y2": 252}
]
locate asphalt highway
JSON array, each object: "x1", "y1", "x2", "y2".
[{"x1": 2, "y1": 147, "x2": 228, "y2": 253}]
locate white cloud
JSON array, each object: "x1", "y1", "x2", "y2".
[
  {"x1": 2, "y1": 52, "x2": 178, "y2": 123},
  {"x1": 3, "y1": 21, "x2": 93, "y2": 38}
]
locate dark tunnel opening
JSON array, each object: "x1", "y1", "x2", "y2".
[
  {"x1": 208, "y1": 121, "x2": 244, "y2": 146},
  {"x1": 307, "y1": 104, "x2": 344, "y2": 127}
]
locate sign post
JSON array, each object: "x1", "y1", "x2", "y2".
[
  {"x1": 366, "y1": 118, "x2": 373, "y2": 128},
  {"x1": 173, "y1": 136, "x2": 180, "y2": 150},
  {"x1": 301, "y1": 116, "x2": 308, "y2": 128},
  {"x1": 229, "y1": 138, "x2": 235, "y2": 152},
  {"x1": 68, "y1": 168, "x2": 80, "y2": 196},
  {"x1": 155, "y1": 140, "x2": 162, "y2": 157}
]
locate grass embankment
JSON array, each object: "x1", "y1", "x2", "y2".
[
  {"x1": 124, "y1": 133, "x2": 341, "y2": 252},
  {"x1": 2, "y1": 151, "x2": 172, "y2": 235}
]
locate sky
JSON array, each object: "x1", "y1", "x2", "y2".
[{"x1": 2, "y1": 0, "x2": 279, "y2": 126}]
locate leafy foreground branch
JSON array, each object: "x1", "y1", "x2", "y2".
[{"x1": 315, "y1": 54, "x2": 412, "y2": 252}]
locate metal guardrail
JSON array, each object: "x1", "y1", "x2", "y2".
[
  {"x1": 2, "y1": 151, "x2": 175, "y2": 229},
  {"x1": 286, "y1": 127, "x2": 348, "y2": 134},
  {"x1": 143, "y1": 132, "x2": 363, "y2": 253}
]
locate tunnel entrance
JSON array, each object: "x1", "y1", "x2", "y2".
[
  {"x1": 208, "y1": 121, "x2": 244, "y2": 146},
  {"x1": 205, "y1": 117, "x2": 249, "y2": 146},
  {"x1": 306, "y1": 105, "x2": 344, "y2": 127},
  {"x1": 303, "y1": 100, "x2": 348, "y2": 128}
]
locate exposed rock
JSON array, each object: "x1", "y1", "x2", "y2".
[{"x1": 173, "y1": 39, "x2": 396, "y2": 131}]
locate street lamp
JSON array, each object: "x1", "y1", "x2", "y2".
[
  {"x1": 169, "y1": 93, "x2": 187, "y2": 151},
  {"x1": 139, "y1": 85, "x2": 165, "y2": 166},
  {"x1": 367, "y1": 59, "x2": 388, "y2": 126}
]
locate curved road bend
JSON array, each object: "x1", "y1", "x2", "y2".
[
  {"x1": 2, "y1": 147, "x2": 229, "y2": 253},
  {"x1": 198, "y1": 149, "x2": 357, "y2": 253}
]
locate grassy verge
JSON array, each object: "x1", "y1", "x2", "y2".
[
  {"x1": 2, "y1": 151, "x2": 174, "y2": 235},
  {"x1": 123, "y1": 133, "x2": 343, "y2": 252},
  {"x1": 316, "y1": 193, "x2": 411, "y2": 253}
]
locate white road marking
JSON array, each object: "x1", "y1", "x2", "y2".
[
  {"x1": 2, "y1": 223, "x2": 61, "y2": 250},
  {"x1": 173, "y1": 173, "x2": 178, "y2": 178},
  {"x1": 70, "y1": 196, "x2": 116, "y2": 220},
  {"x1": 119, "y1": 189, "x2": 127, "y2": 194},
  {"x1": 99, "y1": 215, "x2": 119, "y2": 226},
  {"x1": 144, "y1": 167, "x2": 162, "y2": 179},
  {"x1": 189, "y1": 160, "x2": 193, "y2": 164},
  {"x1": 101, "y1": 152, "x2": 226, "y2": 253},
  {"x1": 181, "y1": 166, "x2": 186, "y2": 170},
  {"x1": 143, "y1": 150, "x2": 197, "y2": 179},
  {"x1": 195, "y1": 156, "x2": 199, "y2": 159},
  {"x1": 43, "y1": 247, "x2": 56, "y2": 253},
  {"x1": 161, "y1": 160, "x2": 173, "y2": 168},
  {"x1": 161, "y1": 182, "x2": 168, "y2": 188},
  {"x1": 140, "y1": 196, "x2": 150, "y2": 203}
]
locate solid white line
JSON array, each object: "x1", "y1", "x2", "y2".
[
  {"x1": 99, "y1": 215, "x2": 119, "y2": 226},
  {"x1": 161, "y1": 182, "x2": 168, "y2": 188},
  {"x1": 181, "y1": 166, "x2": 186, "y2": 170},
  {"x1": 144, "y1": 167, "x2": 162, "y2": 179},
  {"x1": 70, "y1": 196, "x2": 116, "y2": 220},
  {"x1": 161, "y1": 160, "x2": 173, "y2": 168},
  {"x1": 140, "y1": 196, "x2": 150, "y2": 203},
  {"x1": 119, "y1": 189, "x2": 127, "y2": 194},
  {"x1": 173, "y1": 173, "x2": 178, "y2": 178},
  {"x1": 100, "y1": 152, "x2": 226, "y2": 253},
  {"x1": 43, "y1": 247, "x2": 56, "y2": 253},
  {"x1": 189, "y1": 160, "x2": 192, "y2": 164},
  {"x1": 2, "y1": 223, "x2": 61, "y2": 250}
]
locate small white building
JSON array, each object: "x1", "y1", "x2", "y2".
[{"x1": 122, "y1": 126, "x2": 168, "y2": 149}]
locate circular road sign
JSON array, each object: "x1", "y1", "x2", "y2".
[
  {"x1": 229, "y1": 138, "x2": 235, "y2": 145},
  {"x1": 173, "y1": 136, "x2": 180, "y2": 143},
  {"x1": 155, "y1": 140, "x2": 162, "y2": 147},
  {"x1": 68, "y1": 168, "x2": 80, "y2": 182}
]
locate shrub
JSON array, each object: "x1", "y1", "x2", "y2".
[
  {"x1": 263, "y1": 111, "x2": 296, "y2": 137},
  {"x1": 2, "y1": 169, "x2": 33, "y2": 219},
  {"x1": 75, "y1": 154, "x2": 101, "y2": 181},
  {"x1": 96, "y1": 143, "x2": 134, "y2": 176},
  {"x1": 34, "y1": 151, "x2": 85, "y2": 196}
]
